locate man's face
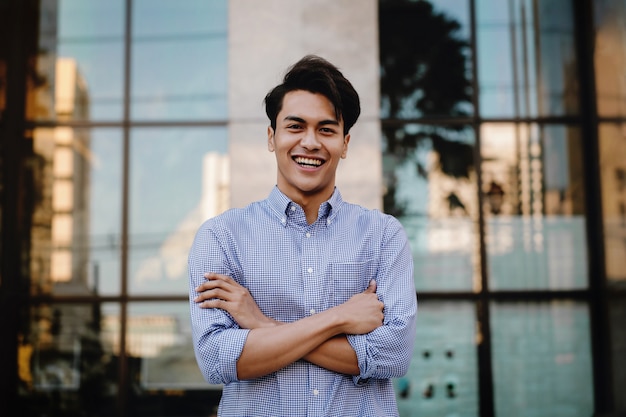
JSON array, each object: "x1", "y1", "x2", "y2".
[{"x1": 268, "y1": 90, "x2": 350, "y2": 205}]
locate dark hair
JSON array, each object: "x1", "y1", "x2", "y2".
[{"x1": 264, "y1": 55, "x2": 361, "y2": 136}]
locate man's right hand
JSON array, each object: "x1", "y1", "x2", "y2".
[{"x1": 332, "y1": 279, "x2": 384, "y2": 335}]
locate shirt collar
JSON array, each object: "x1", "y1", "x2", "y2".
[{"x1": 267, "y1": 186, "x2": 344, "y2": 226}]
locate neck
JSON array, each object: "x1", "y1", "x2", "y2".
[
  {"x1": 280, "y1": 188, "x2": 333, "y2": 225},
  {"x1": 301, "y1": 201, "x2": 320, "y2": 225}
]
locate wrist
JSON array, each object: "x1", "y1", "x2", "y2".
[
  {"x1": 258, "y1": 316, "x2": 282, "y2": 329},
  {"x1": 320, "y1": 306, "x2": 350, "y2": 335}
]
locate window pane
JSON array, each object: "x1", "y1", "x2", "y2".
[
  {"x1": 481, "y1": 123, "x2": 588, "y2": 289},
  {"x1": 130, "y1": 0, "x2": 228, "y2": 121},
  {"x1": 599, "y1": 123, "x2": 626, "y2": 285},
  {"x1": 30, "y1": 0, "x2": 125, "y2": 121},
  {"x1": 383, "y1": 124, "x2": 479, "y2": 291},
  {"x1": 128, "y1": 127, "x2": 228, "y2": 295},
  {"x1": 475, "y1": 0, "x2": 517, "y2": 117},
  {"x1": 30, "y1": 128, "x2": 123, "y2": 296},
  {"x1": 609, "y1": 297, "x2": 626, "y2": 412},
  {"x1": 17, "y1": 303, "x2": 120, "y2": 416},
  {"x1": 594, "y1": 0, "x2": 626, "y2": 117},
  {"x1": 491, "y1": 301, "x2": 594, "y2": 417},
  {"x1": 395, "y1": 302, "x2": 478, "y2": 417},
  {"x1": 476, "y1": 0, "x2": 579, "y2": 118},
  {"x1": 379, "y1": 0, "x2": 474, "y2": 119},
  {"x1": 126, "y1": 302, "x2": 221, "y2": 416}
]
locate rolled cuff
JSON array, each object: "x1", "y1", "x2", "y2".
[
  {"x1": 212, "y1": 328, "x2": 250, "y2": 384},
  {"x1": 346, "y1": 333, "x2": 380, "y2": 386}
]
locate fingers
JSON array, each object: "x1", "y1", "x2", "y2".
[
  {"x1": 363, "y1": 279, "x2": 377, "y2": 294},
  {"x1": 194, "y1": 287, "x2": 230, "y2": 304},
  {"x1": 195, "y1": 273, "x2": 232, "y2": 292},
  {"x1": 203, "y1": 272, "x2": 232, "y2": 284},
  {"x1": 197, "y1": 298, "x2": 227, "y2": 309},
  {"x1": 194, "y1": 273, "x2": 235, "y2": 304}
]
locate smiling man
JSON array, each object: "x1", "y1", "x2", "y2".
[{"x1": 188, "y1": 55, "x2": 417, "y2": 417}]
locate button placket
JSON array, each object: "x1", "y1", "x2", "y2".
[{"x1": 302, "y1": 223, "x2": 325, "y2": 325}]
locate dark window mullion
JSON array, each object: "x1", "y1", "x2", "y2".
[
  {"x1": 573, "y1": 0, "x2": 613, "y2": 414},
  {"x1": 117, "y1": 0, "x2": 133, "y2": 415},
  {"x1": 469, "y1": 0, "x2": 496, "y2": 414}
]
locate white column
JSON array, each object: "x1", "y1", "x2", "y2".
[{"x1": 228, "y1": 0, "x2": 382, "y2": 210}]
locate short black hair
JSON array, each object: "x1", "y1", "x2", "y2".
[{"x1": 264, "y1": 55, "x2": 361, "y2": 136}]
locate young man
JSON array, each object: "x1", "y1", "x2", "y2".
[{"x1": 188, "y1": 55, "x2": 417, "y2": 417}]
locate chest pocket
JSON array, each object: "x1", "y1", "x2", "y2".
[{"x1": 331, "y1": 260, "x2": 376, "y2": 305}]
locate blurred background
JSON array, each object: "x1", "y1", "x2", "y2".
[{"x1": 0, "y1": 0, "x2": 624, "y2": 416}]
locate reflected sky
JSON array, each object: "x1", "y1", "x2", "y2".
[
  {"x1": 128, "y1": 127, "x2": 227, "y2": 295},
  {"x1": 131, "y1": 0, "x2": 227, "y2": 120},
  {"x1": 56, "y1": 0, "x2": 125, "y2": 120},
  {"x1": 39, "y1": 0, "x2": 228, "y2": 121}
]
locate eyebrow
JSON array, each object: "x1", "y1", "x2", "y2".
[{"x1": 283, "y1": 115, "x2": 340, "y2": 126}]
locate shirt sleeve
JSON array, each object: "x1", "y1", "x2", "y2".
[
  {"x1": 346, "y1": 216, "x2": 417, "y2": 384},
  {"x1": 188, "y1": 220, "x2": 249, "y2": 385}
]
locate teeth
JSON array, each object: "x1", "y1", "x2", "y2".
[{"x1": 295, "y1": 157, "x2": 322, "y2": 166}]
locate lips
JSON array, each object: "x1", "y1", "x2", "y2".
[{"x1": 293, "y1": 156, "x2": 324, "y2": 167}]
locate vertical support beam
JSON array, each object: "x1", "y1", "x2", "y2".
[
  {"x1": 469, "y1": 0, "x2": 495, "y2": 414},
  {"x1": 0, "y1": 0, "x2": 38, "y2": 415},
  {"x1": 573, "y1": 0, "x2": 613, "y2": 414},
  {"x1": 117, "y1": 0, "x2": 133, "y2": 416}
]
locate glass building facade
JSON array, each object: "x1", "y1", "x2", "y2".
[{"x1": 0, "y1": 0, "x2": 624, "y2": 416}]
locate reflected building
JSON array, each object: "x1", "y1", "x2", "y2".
[
  {"x1": 202, "y1": 152, "x2": 229, "y2": 220},
  {"x1": 26, "y1": 56, "x2": 102, "y2": 396},
  {"x1": 31, "y1": 57, "x2": 92, "y2": 287},
  {"x1": 595, "y1": 4, "x2": 626, "y2": 284},
  {"x1": 600, "y1": 127, "x2": 626, "y2": 282}
]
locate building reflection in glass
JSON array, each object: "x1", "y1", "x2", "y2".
[
  {"x1": 128, "y1": 128, "x2": 228, "y2": 296},
  {"x1": 380, "y1": 0, "x2": 480, "y2": 293},
  {"x1": 29, "y1": 57, "x2": 99, "y2": 298},
  {"x1": 383, "y1": 124, "x2": 480, "y2": 293},
  {"x1": 481, "y1": 123, "x2": 587, "y2": 290},
  {"x1": 18, "y1": 302, "x2": 119, "y2": 416},
  {"x1": 599, "y1": 123, "x2": 626, "y2": 285}
]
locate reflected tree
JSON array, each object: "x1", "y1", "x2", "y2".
[{"x1": 379, "y1": 0, "x2": 474, "y2": 216}]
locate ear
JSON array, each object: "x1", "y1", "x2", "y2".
[
  {"x1": 267, "y1": 126, "x2": 275, "y2": 152},
  {"x1": 341, "y1": 134, "x2": 350, "y2": 159}
]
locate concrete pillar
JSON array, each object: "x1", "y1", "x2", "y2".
[{"x1": 228, "y1": 0, "x2": 382, "y2": 210}]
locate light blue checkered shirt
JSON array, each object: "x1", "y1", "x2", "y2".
[{"x1": 189, "y1": 186, "x2": 417, "y2": 417}]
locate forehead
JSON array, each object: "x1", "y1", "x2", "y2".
[{"x1": 279, "y1": 90, "x2": 338, "y2": 121}]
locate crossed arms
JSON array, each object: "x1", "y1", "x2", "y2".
[
  {"x1": 193, "y1": 273, "x2": 383, "y2": 379},
  {"x1": 188, "y1": 216, "x2": 417, "y2": 385}
]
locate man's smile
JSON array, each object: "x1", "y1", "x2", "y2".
[{"x1": 293, "y1": 156, "x2": 325, "y2": 167}]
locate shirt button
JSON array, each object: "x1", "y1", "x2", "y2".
[
  {"x1": 281, "y1": 217, "x2": 286, "y2": 224},
  {"x1": 305, "y1": 232, "x2": 311, "y2": 238},
  {"x1": 310, "y1": 309, "x2": 316, "y2": 315},
  {"x1": 313, "y1": 389, "x2": 319, "y2": 396},
  {"x1": 290, "y1": 206, "x2": 296, "y2": 211},
  {"x1": 326, "y1": 219, "x2": 331, "y2": 225},
  {"x1": 307, "y1": 267, "x2": 313, "y2": 274}
]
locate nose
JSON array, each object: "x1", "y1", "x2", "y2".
[{"x1": 300, "y1": 128, "x2": 321, "y2": 150}]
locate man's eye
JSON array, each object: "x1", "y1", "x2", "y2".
[
  {"x1": 320, "y1": 128, "x2": 336, "y2": 134},
  {"x1": 287, "y1": 124, "x2": 302, "y2": 130}
]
